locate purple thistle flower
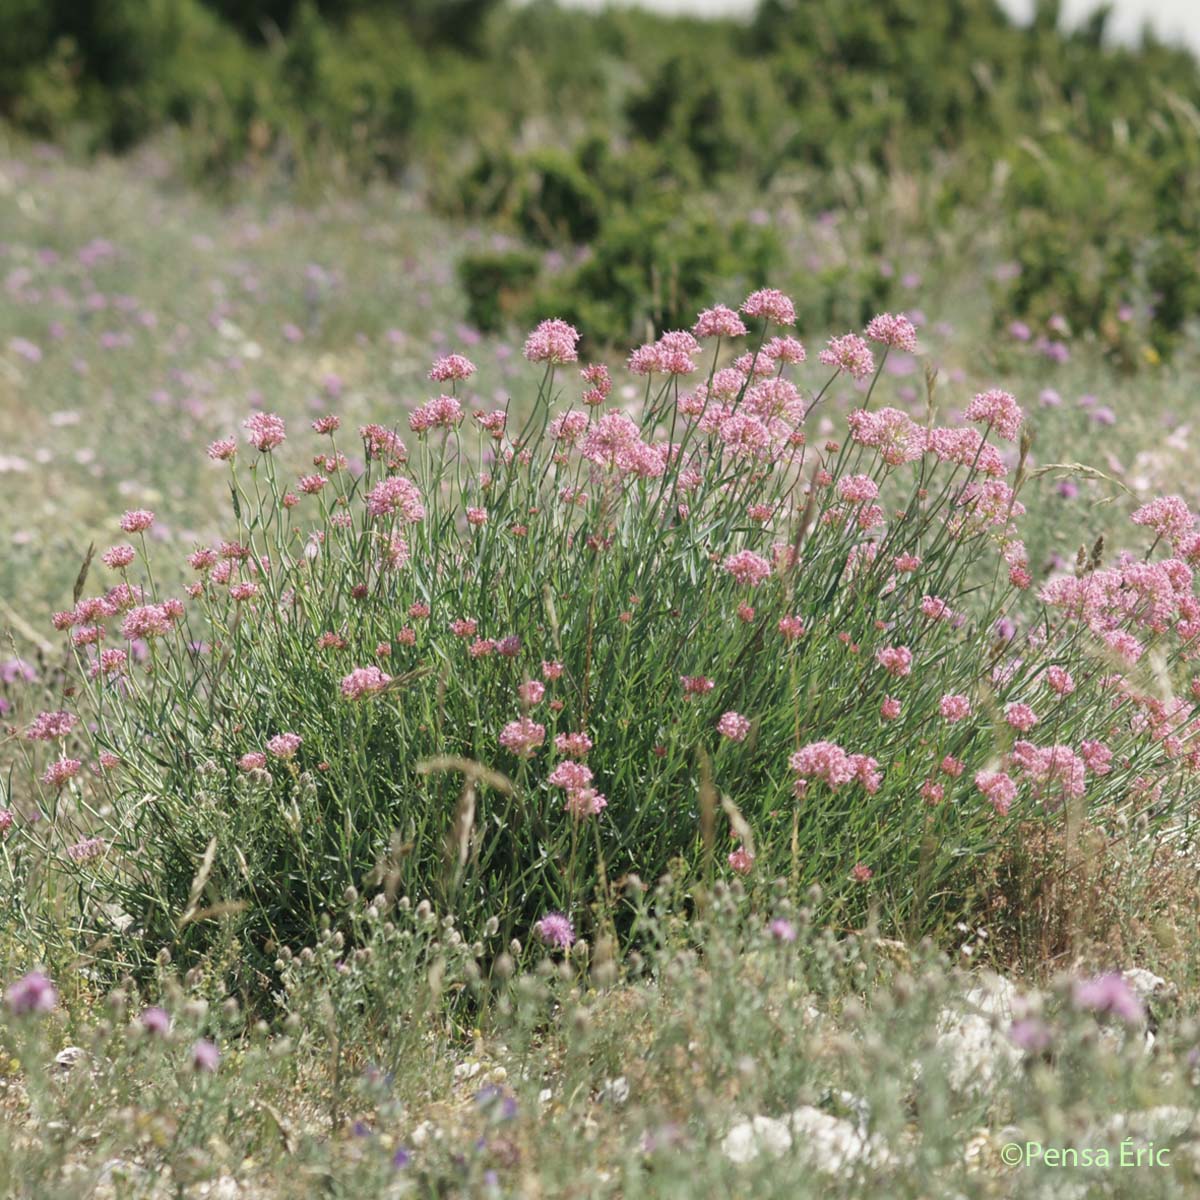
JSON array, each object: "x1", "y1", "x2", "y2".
[
  {"x1": 140, "y1": 1006, "x2": 170, "y2": 1036},
  {"x1": 1072, "y1": 973, "x2": 1144, "y2": 1025},
  {"x1": 190, "y1": 1038, "x2": 221, "y2": 1072},
  {"x1": 533, "y1": 911, "x2": 575, "y2": 950},
  {"x1": 1008, "y1": 1018, "x2": 1053, "y2": 1053},
  {"x1": 5, "y1": 970, "x2": 58, "y2": 1016}
]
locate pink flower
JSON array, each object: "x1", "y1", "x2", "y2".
[
  {"x1": 428, "y1": 353, "x2": 476, "y2": 382},
  {"x1": 849, "y1": 863, "x2": 873, "y2": 883},
  {"x1": 693, "y1": 304, "x2": 748, "y2": 339},
  {"x1": 580, "y1": 362, "x2": 612, "y2": 406},
  {"x1": 243, "y1": 412, "x2": 287, "y2": 452},
  {"x1": 238, "y1": 752, "x2": 267, "y2": 772},
  {"x1": 964, "y1": 389, "x2": 1023, "y2": 442},
  {"x1": 5, "y1": 971, "x2": 58, "y2": 1016},
  {"x1": 534, "y1": 911, "x2": 575, "y2": 948},
  {"x1": 191, "y1": 1039, "x2": 220, "y2": 1072},
  {"x1": 365, "y1": 476, "x2": 425, "y2": 522},
  {"x1": 229, "y1": 582, "x2": 258, "y2": 602},
  {"x1": 299, "y1": 474, "x2": 328, "y2": 494},
  {"x1": 207, "y1": 438, "x2": 237, "y2": 461},
  {"x1": 880, "y1": 697, "x2": 901, "y2": 720},
  {"x1": 789, "y1": 741, "x2": 854, "y2": 788},
  {"x1": 975, "y1": 770, "x2": 1017, "y2": 815},
  {"x1": 717, "y1": 711, "x2": 751, "y2": 742},
  {"x1": 939, "y1": 693, "x2": 972, "y2": 722},
  {"x1": 1046, "y1": 666, "x2": 1075, "y2": 695},
  {"x1": 409, "y1": 395, "x2": 464, "y2": 433},
  {"x1": 27, "y1": 710, "x2": 76, "y2": 741},
  {"x1": 920, "y1": 595, "x2": 953, "y2": 621},
  {"x1": 312, "y1": 415, "x2": 341, "y2": 434},
  {"x1": 1080, "y1": 739, "x2": 1113, "y2": 774},
  {"x1": 1131, "y1": 495, "x2": 1194, "y2": 547},
  {"x1": 267, "y1": 733, "x2": 302, "y2": 759},
  {"x1": 837, "y1": 474, "x2": 879, "y2": 504},
  {"x1": 894, "y1": 552, "x2": 922, "y2": 572},
  {"x1": 564, "y1": 788, "x2": 607, "y2": 818},
  {"x1": 518, "y1": 680, "x2": 546, "y2": 706},
  {"x1": 579, "y1": 412, "x2": 640, "y2": 467},
  {"x1": 819, "y1": 334, "x2": 875, "y2": 380},
  {"x1": 548, "y1": 761, "x2": 593, "y2": 790},
  {"x1": 941, "y1": 755, "x2": 965, "y2": 778},
  {"x1": 764, "y1": 335, "x2": 806, "y2": 364},
  {"x1": 680, "y1": 675, "x2": 714, "y2": 696},
  {"x1": 847, "y1": 408, "x2": 925, "y2": 466},
  {"x1": 926, "y1": 427, "x2": 1007, "y2": 477},
  {"x1": 119, "y1": 509, "x2": 155, "y2": 533},
  {"x1": 42, "y1": 758, "x2": 82, "y2": 787},
  {"x1": 1004, "y1": 703, "x2": 1038, "y2": 732},
  {"x1": 920, "y1": 779, "x2": 944, "y2": 804},
  {"x1": 542, "y1": 660, "x2": 564, "y2": 680},
  {"x1": 741, "y1": 288, "x2": 796, "y2": 326},
  {"x1": 451, "y1": 618, "x2": 478, "y2": 638},
  {"x1": 865, "y1": 312, "x2": 918, "y2": 352},
  {"x1": 728, "y1": 844, "x2": 755, "y2": 875},
  {"x1": 100, "y1": 549, "x2": 135, "y2": 571},
  {"x1": 523, "y1": 319, "x2": 579, "y2": 365},
  {"x1": 1072, "y1": 974, "x2": 1144, "y2": 1024},
  {"x1": 723, "y1": 550, "x2": 772, "y2": 587},
  {"x1": 499, "y1": 717, "x2": 545, "y2": 758},
  {"x1": 875, "y1": 646, "x2": 913, "y2": 677},
  {"x1": 340, "y1": 667, "x2": 392, "y2": 700},
  {"x1": 360, "y1": 424, "x2": 408, "y2": 467},
  {"x1": 549, "y1": 411, "x2": 589, "y2": 443},
  {"x1": 554, "y1": 731, "x2": 592, "y2": 758},
  {"x1": 121, "y1": 603, "x2": 178, "y2": 640},
  {"x1": 778, "y1": 615, "x2": 805, "y2": 640},
  {"x1": 466, "y1": 507, "x2": 488, "y2": 527}
]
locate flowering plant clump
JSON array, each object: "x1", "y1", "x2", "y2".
[{"x1": 11, "y1": 294, "x2": 1194, "y2": 973}]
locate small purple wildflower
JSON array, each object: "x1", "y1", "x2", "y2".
[
  {"x1": 191, "y1": 1038, "x2": 221, "y2": 1072},
  {"x1": 1072, "y1": 973, "x2": 1145, "y2": 1024},
  {"x1": 140, "y1": 1006, "x2": 171, "y2": 1036},
  {"x1": 5, "y1": 970, "x2": 58, "y2": 1016},
  {"x1": 1008, "y1": 1018, "x2": 1053, "y2": 1053},
  {"x1": 534, "y1": 911, "x2": 575, "y2": 950}
]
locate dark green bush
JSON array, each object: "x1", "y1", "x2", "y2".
[{"x1": 459, "y1": 247, "x2": 543, "y2": 333}]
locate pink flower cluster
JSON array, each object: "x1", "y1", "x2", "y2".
[
  {"x1": 788, "y1": 741, "x2": 881, "y2": 793},
  {"x1": 864, "y1": 312, "x2": 918, "y2": 352},
  {"x1": 819, "y1": 334, "x2": 875, "y2": 380},
  {"x1": 366, "y1": 476, "x2": 425, "y2": 522},
  {"x1": 341, "y1": 666, "x2": 392, "y2": 700},
  {"x1": 409, "y1": 395, "x2": 464, "y2": 433},
  {"x1": 428, "y1": 353, "x2": 476, "y2": 383},
  {"x1": 523, "y1": 319, "x2": 580, "y2": 365},
  {"x1": 499, "y1": 717, "x2": 545, "y2": 758},
  {"x1": 723, "y1": 550, "x2": 772, "y2": 587},
  {"x1": 243, "y1": 411, "x2": 286, "y2": 452}
]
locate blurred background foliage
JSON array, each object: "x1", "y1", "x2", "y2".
[{"x1": 4, "y1": 0, "x2": 1200, "y2": 351}]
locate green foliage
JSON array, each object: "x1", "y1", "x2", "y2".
[
  {"x1": 458, "y1": 247, "x2": 543, "y2": 333},
  {"x1": 530, "y1": 199, "x2": 779, "y2": 346},
  {"x1": 7, "y1": 0, "x2": 1200, "y2": 350}
]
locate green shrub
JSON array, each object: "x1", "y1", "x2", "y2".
[{"x1": 458, "y1": 247, "x2": 543, "y2": 333}]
